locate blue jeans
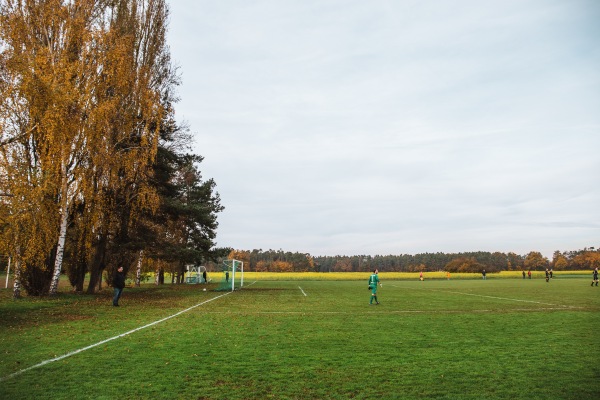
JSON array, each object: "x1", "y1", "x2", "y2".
[{"x1": 113, "y1": 288, "x2": 123, "y2": 306}]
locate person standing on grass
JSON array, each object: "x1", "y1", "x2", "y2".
[
  {"x1": 482, "y1": 269, "x2": 486, "y2": 280},
  {"x1": 528, "y1": 270, "x2": 532, "y2": 279},
  {"x1": 368, "y1": 269, "x2": 381, "y2": 305},
  {"x1": 592, "y1": 268, "x2": 598, "y2": 287},
  {"x1": 545, "y1": 268, "x2": 550, "y2": 283},
  {"x1": 112, "y1": 266, "x2": 126, "y2": 307},
  {"x1": 522, "y1": 270, "x2": 526, "y2": 279}
]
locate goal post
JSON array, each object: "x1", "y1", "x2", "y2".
[
  {"x1": 216, "y1": 259, "x2": 244, "y2": 291},
  {"x1": 185, "y1": 265, "x2": 208, "y2": 284}
]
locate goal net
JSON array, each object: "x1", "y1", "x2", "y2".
[{"x1": 216, "y1": 259, "x2": 244, "y2": 291}]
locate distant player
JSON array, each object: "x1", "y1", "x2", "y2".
[
  {"x1": 368, "y1": 269, "x2": 382, "y2": 305},
  {"x1": 592, "y1": 268, "x2": 598, "y2": 287}
]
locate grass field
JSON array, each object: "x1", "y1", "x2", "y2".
[{"x1": 0, "y1": 274, "x2": 599, "y2": 399}]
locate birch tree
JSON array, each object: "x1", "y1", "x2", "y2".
[
  {"x1": 0, "y1": 0, "x2": 175, "y2": 295},
  {"x1": 0, "y1": 0, "x2": 109, "y2": 295}
]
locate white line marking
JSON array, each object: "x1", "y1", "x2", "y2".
[
  {"x1": 390, "y1": 285, "x2": 574, "y2": 308},
  {"x1": 298, "y1": 286, "x2": 307, "y2": 296},
  {"x1": 0, "y1": 292, "x2": 232, "y2": 382},
  {"x1": 443, "y1": 290, "x2": 571, "y2": 307}
]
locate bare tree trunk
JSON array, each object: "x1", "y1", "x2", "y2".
[
  {"x1": 74, "y1": 255, "x2": 87, "y2": 292},
  {"x1": 178, "y1": 262, "x2": 186, "y2": 284},
  {"x1": 155, "y1": 265, "x2": 164, "y2": 285},
  {"x1": 12, "y1": 258, "x2": 21, "y2": 299},
  {"x1": 135, "y1": 250, "x2": 143, "y2": 287},
  {"x1": 5, "y1": 257, "x2": 10, "y2": 289},
  {"x1": 72, "y1": 216, "x2": 90, "y2": 292},
  {"x1": 87, "y1": 230, "x2": 108, "y2": 294}
]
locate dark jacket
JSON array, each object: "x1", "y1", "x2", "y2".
[{"x1": 113, "y1": 271, "x2": 126, "y2": 289}]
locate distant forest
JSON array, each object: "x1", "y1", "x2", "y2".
[{"x1": 225, "y1": 247, "x2": 600, "y2": 273}]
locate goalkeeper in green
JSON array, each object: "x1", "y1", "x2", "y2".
[{"x1": 368, "y1": 269, "x2": 382, "y2": 305}]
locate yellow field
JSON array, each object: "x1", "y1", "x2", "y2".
[
  {"x1": 87, "y1": 269, "x2": 592, "y2": 286},
  {"x1": 241, "y1": 270, "x2": 592, "y2": 281}
]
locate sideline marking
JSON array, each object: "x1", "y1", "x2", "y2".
[
  {"x1": 298, "y1": 286, "x2": 307, "y2": 296},
  {"x1": 390, "y1": 285, "x2": 574, "y2": 308},
  {"x1": 0, "y1": 292, "x2": 232, "y2": 382},
  {"x1": 443, "y1": 290, "x2": 572, "y2": 307}
]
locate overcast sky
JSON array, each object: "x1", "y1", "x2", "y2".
[{"x1": 167, "y1": 0, "x2": 600, "y2": 258}]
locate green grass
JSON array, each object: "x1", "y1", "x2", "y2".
[{"x1": 1, "y1": 276, "x2": 599, "y2": 399}]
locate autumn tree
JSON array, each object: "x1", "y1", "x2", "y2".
[
  {"x1": 85, "y1": 0, "x2": 174, "y2": 293},
  {"x1": 0, "y1": 0, "x2": 106, "y2": 296},
  {"x1": 507, "y1": 252, "x2": 524, "y2": 271},
  {"x1": 445, "y1": 257, "x2": 485, "y2": 273},
  {"x1": 570, "y1": 251, "x2": 600, "y2": 270},
  {"x1": 523, "y1": 251, "x2": 549, "y2": 271},
  {"x1": 293, "y1": 253, "x2": 314, "y2": 272},
  {"x1": 551, "y1": 251, "x2": 569, "y2": 271},
  {"x1": 271, "y1": 260, "x2": 293, "y2": 272},
  {"x1": 0, "y1": 0, "x2": 177, "y2": 296},
  {"x1": 334, "y1": 257, "x2": 353, "y2": 272},
  {"x1": 255, "y1": 260, "x2": 268, "y2": 272},
  {"x1": 228, "y1": 250, "x2": 250, "y2": 269}
]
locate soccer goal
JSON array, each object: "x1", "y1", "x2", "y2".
[
  {"x1": 216, "y1": 259, "x2": 244, "y2": 291},
  {"x1": 185, "y1": 265, "x2": 208, "y2": 284}
]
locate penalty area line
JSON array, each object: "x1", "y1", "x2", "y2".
[{"x1": 0, "y1": 292, "x2": 232, "y2": 383}]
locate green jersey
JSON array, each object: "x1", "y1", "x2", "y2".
[{"x1": 368, "y1": 274, "x2": 379, "y2": 287}]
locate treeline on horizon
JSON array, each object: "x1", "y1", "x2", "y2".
[{"x1": 225, "y1": 247, "x2": 600, "y2": 274}]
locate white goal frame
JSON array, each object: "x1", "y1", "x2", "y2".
[
  {"x1": 185, "y1": 265, "x2": 207, "y2": 284},
  {"x1": 222, "y1": 259, "x2": 244, "y2": 291}
]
